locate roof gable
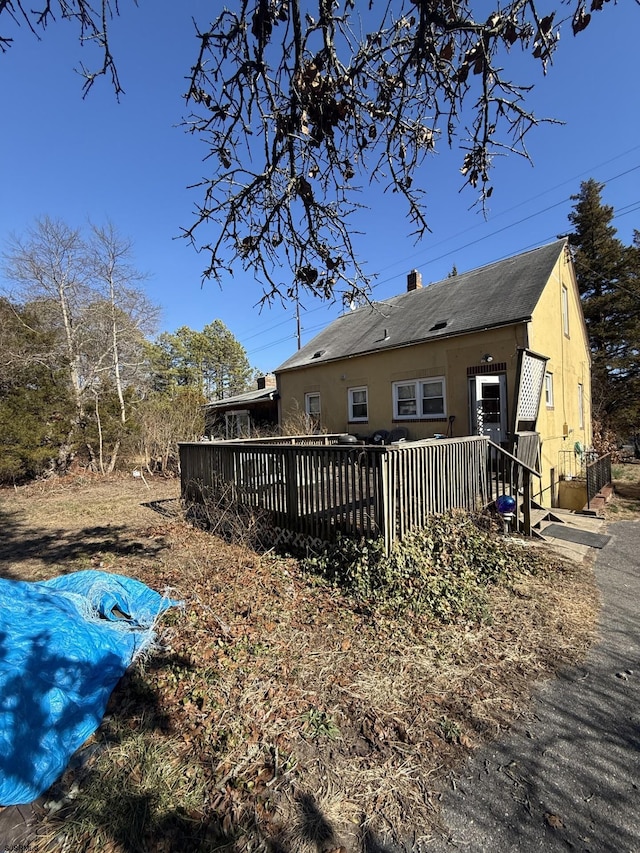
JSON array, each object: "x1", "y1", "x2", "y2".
[{"x1": 276, "y1": 240, "x2": 567, "y2": 372}]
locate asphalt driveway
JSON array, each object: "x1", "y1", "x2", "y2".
[{"x1": 426, "y1": 519, "x2": 640, "y2": 852}]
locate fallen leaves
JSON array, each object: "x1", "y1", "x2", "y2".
[
  {"x1": 545, "y1": 812, "x2": 564, "y2": 829},
  {"x1": 2, "y1": 475, "x2": 600, "y2": 853}
]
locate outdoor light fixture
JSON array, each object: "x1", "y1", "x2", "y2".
[
  {"x1": 495, "y1": 494, "x2": 516, "y2": 534},
  {"x1": 481, "y1": 353, "x2": 494, "y2": 363}
]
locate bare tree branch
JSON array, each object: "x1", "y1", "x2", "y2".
[
  {"x1": 0, "y1": 0, "x2": 621, "y2": 305},
  {"x1": 0, "y1": 0, "x2": 130, "y2": 96},
  {"x1": 180, "y1": 0, "x2": 609, "y2": 305}
]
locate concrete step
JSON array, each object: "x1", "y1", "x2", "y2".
[
  {"x1": 528, "y1": 502, "x2": 566, "y2": 524},
  {"x1": 541, "y1": 506, "x2": 609, "y2": 533},
  {"x1": 527, "y1": 504, "x2": 568, "y2": 538},
  {"x1": 529, "y1": 507, "x2": 550, "y2": 529}
]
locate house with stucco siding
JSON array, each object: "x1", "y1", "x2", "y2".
[{"x1": 274, "y1": 240, "x2": 591, "y2": 507}]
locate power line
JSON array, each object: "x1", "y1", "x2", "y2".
[
  {"x1": 372, "y1": 152, "x2": 640, "y2": 279},
  {"x1": 243, "y1": 161, "x2": 640, "y2": 362},
  {"x1": 177, "y1": 148, "x2": 640, "y2": 369},
  {"x1": 370, "y1": 164, "x2": 640, "y2": 292},
  {"x1": 247, "y1": 203, "x2": 640, "y2": 362}
]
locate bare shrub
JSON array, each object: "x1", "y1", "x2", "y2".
[
  {"x1": 280, "y1": 399, "x2": 319, "y2": 437},
  {"x1": 183, "y1": 478, "x2": 275, "y2": 551}
]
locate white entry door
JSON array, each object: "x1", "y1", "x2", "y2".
[{"x1": 470, "y1": 375, "x2": 507, "y2": 445}]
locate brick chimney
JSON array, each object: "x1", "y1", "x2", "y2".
[
  {"x1": 256, "y1": 374, "x2": 277, "y2": 390},
  {"x1": 407, "y1": 269, "x2": 422, "y2": 292}
]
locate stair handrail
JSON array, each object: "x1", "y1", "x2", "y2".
[
  {"x1": 486, "y1": 440, "x2": 542, "y2": 478},
  {"x1": 486, "y1": 440, "x2": 541, "y2": 536}
]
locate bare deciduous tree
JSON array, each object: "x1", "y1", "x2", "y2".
[
  {"x1": 2, "y1": 216, "x2": 158, "y2": 471},
  {"x1": 89, "y1": 221, "x2": 159, "y2": 426},
  {"x1": 3, "y1": 218, "x2": 97, "y2": 450}
]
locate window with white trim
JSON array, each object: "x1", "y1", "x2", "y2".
[
  {"x1": 348, "y1": 386, "x2": 368, "y2": 422},
  {"x1": 225, "y1": 410, "x2": 250, "y2": 439},
  {"x1": 562, "y1": 285, "x2": 569, "y2": 336},
  {"x1": 544, "y1": 372, "x2": 554, "y2": 408},
  {"x1": 578, "y1": 383, "x2": 584, "y2": 429},
  {"x1": 305, "y1": 392, "x2": 321, "y2": 431},
  {"x1": 393, "y1": 378, "x2": 446, "y2": 419}
]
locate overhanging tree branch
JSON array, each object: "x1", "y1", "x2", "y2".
[
  {"x1": 180, "y1": 0, "x2": 609, "y2": 305},
  {"x1": 0, "y1": 0, "x2": 623, "y2": 305},
  {"x1": 0, "y1": 0, "x2": 130, "y2": 95}
]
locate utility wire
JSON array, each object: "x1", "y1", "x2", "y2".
[
  {"x1": 370, "y1": 164, "x2": 640, "y2": 292},
  {"x1": 244, "y1": 162, "x2": 640, "y2": 361},
  {"x1": 246, "y1": 196, "x2": 640, "y2": 362}
]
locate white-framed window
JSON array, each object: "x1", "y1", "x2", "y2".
[
  {"x1": 348, "y1": 386, "x2": 368, "y2": 422},
  {"x1": 395, "y1": 382, "x2": 417, "y2": 417},
  {"x1": 305, "y1": 392, "x2": 321, "y2": 432},
  {"x1": 562, "y1": 284, "x2": 569, "y2": 336},
  {"x1": 225, "y1": 410, "x2": 251, "y2": 439},
  {"x1": 544, "y1": 372, "x2": 554, "y2": 408},
  {"x1": 578, "y1": 383, "x2": 584, "y2": 429},
  {"x1": 393, "y1": 377, "x2": 446, "y2": 419}
]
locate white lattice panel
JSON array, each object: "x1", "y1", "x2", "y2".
[{"x1": 517, "y1": 352, "x2": 546, "y2": 419}]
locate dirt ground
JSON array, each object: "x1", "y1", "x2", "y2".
[
  {"x1": 0, "y1": 474, "x2": 180, "y2": 580},
  {"x1": 0, "y1": 471, "x2": 614, "y2": 852}
]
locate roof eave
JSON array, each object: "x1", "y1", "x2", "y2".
[{"x1": 203, "y1": 390, "x2": 278, "y2": 410}]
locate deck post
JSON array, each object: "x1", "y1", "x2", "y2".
[
  {"x1": 284, "y1": 449, "x2": 299, "y2": 524},
  {"x1": 380, "y1": 452, "x2": 392, "y2": 554},
  {"x1": 521, "y1": 470, "x2": 532, "y2": 535}
]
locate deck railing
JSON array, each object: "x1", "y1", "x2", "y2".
[
  {"x1": 180, "y1": 434, "x2": 540, "y2": 552},
  {"x1": 586, "y1": 452, "x2": 612, "y2": 508},
  {"x1": 212, "y1": 433, "x2": 345, "y2": 446}
]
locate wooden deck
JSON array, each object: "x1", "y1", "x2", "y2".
[{"x1": 180, "y1": 434, "x2": 540, "y2": 552}]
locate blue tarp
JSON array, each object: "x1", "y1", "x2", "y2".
[{"x1": 0, "y1": 570, "x2": 180, "y2": 806}]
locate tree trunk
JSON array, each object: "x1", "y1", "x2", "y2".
[
  {"x1": 109, "y1": 273, "x2": 127, "y2": 425},
  {"x1": 106, "y1": 439, "x2": 121, "y2": 474},
  {"x1": 56, "y1": 436, "x2": 75, "y2": 473},
  {"x1": 94, "y1": 392, "x2": 105, "y2": 474}
]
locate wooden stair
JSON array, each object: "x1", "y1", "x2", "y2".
[{"x1": 526, "y1": 501, "x2": 566, "y2": 539}]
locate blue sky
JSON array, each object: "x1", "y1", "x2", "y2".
[{"x1": 1, "y1": 1, "x2": 638, "y2": 376}]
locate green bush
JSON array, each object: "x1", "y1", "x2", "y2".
[
  {"x1": 0, "y1": 369, "x2": 73, "y2": 484},
  {"x1": 302, "y1": 510, "x2": 542, "y2": 622}
]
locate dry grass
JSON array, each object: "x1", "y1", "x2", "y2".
[
  {"x1": 606, "y1": 462, "x2": 640, "y2": 519},
  {"x1": 0, "y1": 474, "x2": 602, "y2": 852}
]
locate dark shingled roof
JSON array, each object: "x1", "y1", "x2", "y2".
[{"x1": 276, "y1": 240, "x2": 567, "y2": 372}]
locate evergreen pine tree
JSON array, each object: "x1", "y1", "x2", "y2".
[
  {"x1": 0, "y1": 298, "x2": 74, "y2": 482},
  {"x1": 568, "y1": 179, "x2": 640, "y2": 441}
]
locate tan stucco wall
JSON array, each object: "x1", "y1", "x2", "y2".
[
  {"x1": 528, "y1": 248, "x2": 592, "y2": 505},
  {"x1": 278, "y1": 324, "x2": 527, "y2": 441}
]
